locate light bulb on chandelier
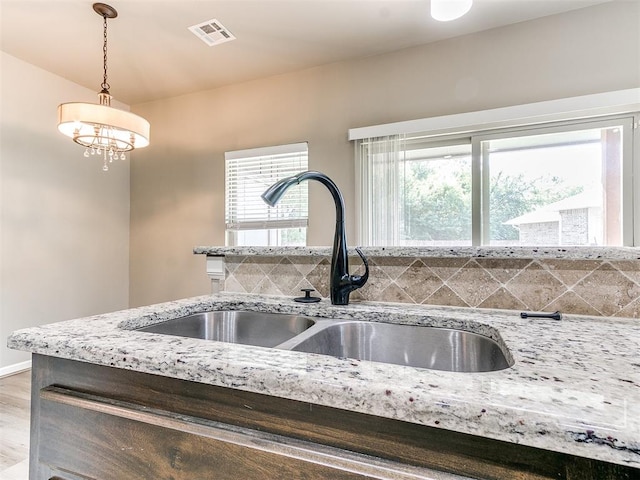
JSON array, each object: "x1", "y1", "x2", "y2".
[{"x1": 57, "y1": 3, "x2": 150, "y2": 171}]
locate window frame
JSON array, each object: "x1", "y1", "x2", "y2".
[
  {"x1": 472, "y1": 115, "x2": 636, "y2": 246},
  {"x1": 356, "y1": 113, "x2": 639, "y2": 247}
]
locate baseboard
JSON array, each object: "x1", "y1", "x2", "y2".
[{"x1": 0, "y1": 359, "x2": 32, "y2": 378}]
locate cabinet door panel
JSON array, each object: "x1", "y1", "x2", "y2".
[{"x1": 37, "y1": 386, "x2": 460, "y2": 480}]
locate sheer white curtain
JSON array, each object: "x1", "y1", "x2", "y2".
[{"x1": 356, "y1": 135, "x2": 405, "y2": 246}]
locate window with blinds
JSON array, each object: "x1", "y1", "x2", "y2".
[
  {"x1": 225, "y1": 143, "x2": 308, "y2": 246},
  {"x1": 356, "y1": 115, "x2": 636, "y2": 247}
]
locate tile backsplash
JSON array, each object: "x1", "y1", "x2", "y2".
[{"x1": 220, "y1": 254, "x2": 640, "y2": 317}]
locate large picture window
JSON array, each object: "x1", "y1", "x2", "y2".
[
  {"x1": 356, "y1": 115, "x2": 636, "y2": 247},
  {"x1": 225, "y1": 143, "x2": 308, "y2": 246}
]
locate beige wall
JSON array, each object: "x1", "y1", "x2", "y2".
[
  {"x1": 0, "y1": 52, "x2": 130, "y2": 370},
  {"x1": 129, "y1": 2, "x2": 640, "y2": 307}
]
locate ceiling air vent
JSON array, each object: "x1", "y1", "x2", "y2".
[{"x1": 188, "y1": 19, "x2": 236, "y2": 46}]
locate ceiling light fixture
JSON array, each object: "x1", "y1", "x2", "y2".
[
  {"x1": 57, "y1": 3, "x2": 150, "y2": 171},
  {"x1": 431, "y1": 0, "x2": 473, "y2": 22}
]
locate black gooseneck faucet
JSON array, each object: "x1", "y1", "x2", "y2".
[{"x1": 261, "y1": 171, "x2": 369, "y2": 305}]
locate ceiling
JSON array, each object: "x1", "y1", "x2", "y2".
[{"x1": 0, "y1": 0, "x2": 611, "y2": 105}]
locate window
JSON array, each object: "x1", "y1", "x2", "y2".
[
  {"x1": 225, "y1": 143, "x2": 308, "y2": 246},
  {"x1": 477, "y1": 119, "x2": 630, "y2": 246},
  {"x1": 356, "y1": 115, "x2": 637, "y2": 247}
]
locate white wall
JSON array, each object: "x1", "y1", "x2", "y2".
[
  {"x1": 129, "y1": 2, "x2": 640, "y2": 307},
  {"x1": 0, "y1": 52, "x2": 131, "y2": 372}
]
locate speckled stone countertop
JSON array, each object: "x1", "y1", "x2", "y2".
[
  {"x1": 7, "y1": 293, "x2": 640, "y2": 469},
  {"x1": 193, "y1": 245, "x2": 640, "y2": 260}
]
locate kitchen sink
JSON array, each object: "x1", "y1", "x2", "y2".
[
  {"x1": 285, "y1": 321, "x2": 512, "y2": 373},
  {"x1": 136, "y1": 310, "x2": 316, "y2": 348},
  {"x1": 135, "y1": 311, "x2": 512, "y2": 372}
]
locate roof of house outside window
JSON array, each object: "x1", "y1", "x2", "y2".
[{"x1": 504, "y1": 189, "x2": 601, "y2": 226}]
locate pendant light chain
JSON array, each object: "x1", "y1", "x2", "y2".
[{"x1": 101, "y1": 14, "x2": 110, "y2": 93}]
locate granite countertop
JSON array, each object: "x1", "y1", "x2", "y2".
[
  {"x1": 193, "y1": 245, "x2": 640, "y2": 260},
  {"x1": 7, "y1": 293, "x2": 640, "y2": 469}
]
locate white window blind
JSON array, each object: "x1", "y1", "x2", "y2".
[{"x1": 225, "y1": 143, "x2": 308, "y2": 232}]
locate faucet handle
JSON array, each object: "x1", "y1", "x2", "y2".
[{"x1": 350, "y1": 247, "x2": 369, "y2": 288}]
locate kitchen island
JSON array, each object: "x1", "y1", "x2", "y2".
[{"x1": 8, "y1": 292, "x2": 640, "y2": 479}]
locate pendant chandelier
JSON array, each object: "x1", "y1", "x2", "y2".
[{"x1": 57, "y1": 3, "x2": 150, "y2": 171}]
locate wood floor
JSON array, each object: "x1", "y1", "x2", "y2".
[{"x1": 0, "y1": 370, "x2": 30, "y2": 480}]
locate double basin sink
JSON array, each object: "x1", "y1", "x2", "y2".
[{"x1": 136, "y1": 310, "x2": 513, "y2": 373}]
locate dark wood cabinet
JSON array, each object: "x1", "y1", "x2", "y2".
[
  {"x1": 29, "y1": 355, "x2": 638, "y2": 480},
  {"x1": 37, "y1": 386, "x2": 439, "y2": 479}
]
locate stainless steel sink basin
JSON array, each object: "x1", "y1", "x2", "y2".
[
  {"x1": 136, "y1": 311, "x2": 316, "y2": 348},
  {"x1": 286, "y1": 321, "x2": 511, "y2": 372},
  {"x1": 135, "y1": 310, "x2": 512, "y2": 373}
]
